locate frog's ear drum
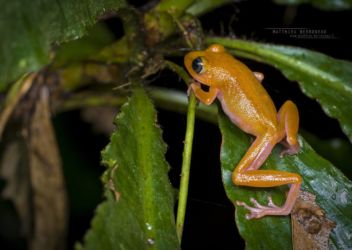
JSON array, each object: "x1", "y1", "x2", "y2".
[{"x1": 206, "y1": 44, "x2": 225, "y2": 53}]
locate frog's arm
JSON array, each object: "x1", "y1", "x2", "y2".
[{"x1": 190, "y1": 83, "x2": 218, "y2": 105}]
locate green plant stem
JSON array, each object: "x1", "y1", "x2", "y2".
[
  {"x1": 155, "y1": 0, "x2": 195, "y2": 17},
  {"x1": 163, "y1": 60, "x2": 198, "y2": 241},
  {"x1": 176, "y1": 92, "x2": 197, "y2": 241},
  {"x1": 186, "y1": 0, "x2": 233, "y2": 16},
  {"x1": 54, "y1": 88, "x2": 217, "y2": 124},
  {"x1": 163, "y1": 60, "x2": 199, "y2": 241},
  {"x1": 164, "y1": 60, "x2": 191, "y2": 84}
]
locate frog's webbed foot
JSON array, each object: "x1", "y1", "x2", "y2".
[{"x1": 236, "y1": 196, "x2": 289, "y2": 219}]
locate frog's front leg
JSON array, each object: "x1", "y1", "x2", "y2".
[
  {"x1": 189, "y1": 83, "x2": 219, "y2": 105},
  {"x1": 232, "y1": 134, "x2": 302, "y2": 219}
]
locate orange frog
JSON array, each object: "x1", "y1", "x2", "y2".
[{"x1": 184, "y1": 44, "x2": 302, "y2": 219}]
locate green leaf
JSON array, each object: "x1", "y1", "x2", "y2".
[
  {"x1": 273, "y1": 0, "x2": 352, "y2": 11},
  {"x1": 53, "y1": 23, "x2": 115, "y2": 67},
  {"x1": 218, "y1": 111, "x2": 352, "y2": 249},
  {"x1": 77, "y1": 88, "x2": 179, "y2": 250},
  {"x1": 186, "y1": 0, "x2": 234, "y2": 16},
  {"x1": 301, "y1": 131, "x2": 352, "y2": 179},
  {"x1": 0, "y1": 0, "x2": 126, "y2": 91},
  {"x1": 207, "y1": 37, "x2": 352, "y2": 142}
]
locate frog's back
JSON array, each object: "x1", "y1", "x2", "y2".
[{"x1": 219, "y1": 57, "x2": 279, "y2": 135}]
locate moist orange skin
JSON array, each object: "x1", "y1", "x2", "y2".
[{"x1": 184, "y1": 44, "x2": 302, "y2": 219}]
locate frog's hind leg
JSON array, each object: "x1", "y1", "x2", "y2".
[
  {"x1": 236, "y1": 174, "x2": 301, "y2": 219},
  {"x1": 232, "y1": 134, "x2": 302, "y2": 219},
  {"x1": 277, "y1": 100, "x2": 300, "y2": 156}
]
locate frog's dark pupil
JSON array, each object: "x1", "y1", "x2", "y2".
[{"x1": 192, "y1": 57, "x2": 203, "y2": 73}]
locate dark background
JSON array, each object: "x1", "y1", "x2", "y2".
[{"x1": 1, "y1": 0, "x2": 352, "y2": 249}]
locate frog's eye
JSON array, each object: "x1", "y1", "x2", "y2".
[{"x1": 192, "y1": 57, "x2": 204, "y2": 74}]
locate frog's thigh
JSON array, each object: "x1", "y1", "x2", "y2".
[
  {"x1": 232, "y1": 135, "x2": 275, "y2": 183},
  {"x1": 277, "y1": 100, "x2": 299, "y2": 146}
]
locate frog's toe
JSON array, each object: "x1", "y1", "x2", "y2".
[
  {"x1": 236, "y1": 197, "x2": 283, "y2": 219},
  {"x1": 236, "y1": 199, "x2": 264, "y2": 219}
]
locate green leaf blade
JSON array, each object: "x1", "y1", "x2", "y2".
[
  {"x1": 219, "y1": 113, "x2": 291, "y2": 250},
  {"x1": 218, "y1": 112, "x2": 352, "y2": 249},
  {"x1": 78, "y1": 88, "x2": 179, "y2": 250},
  {"x1": 0, "y1": 0, "x2": 126, "y2": 91}
]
